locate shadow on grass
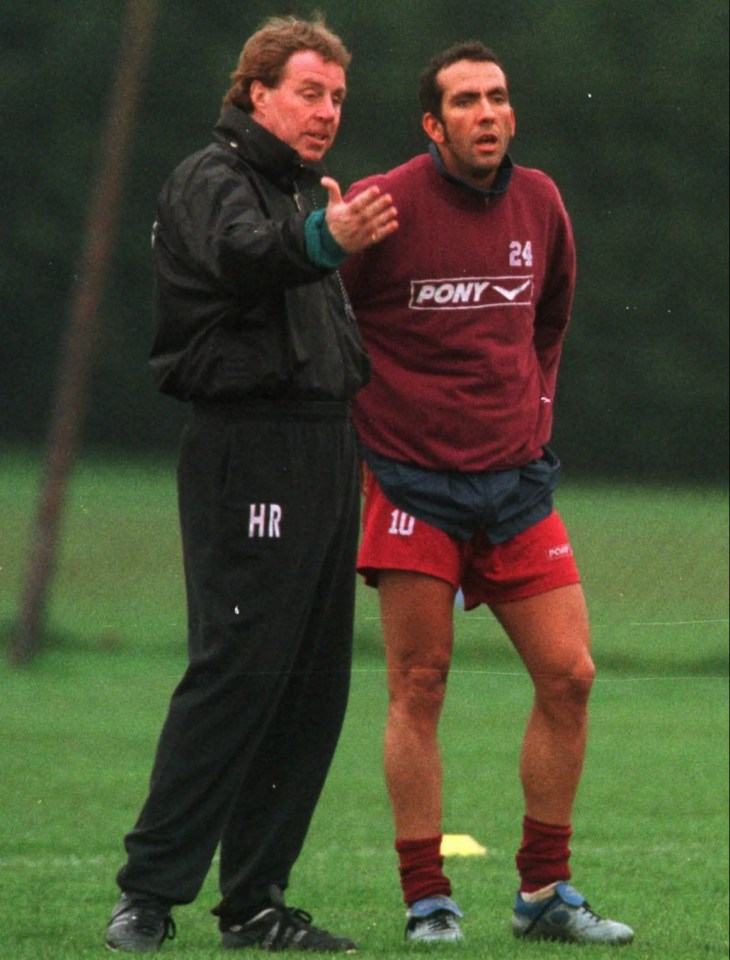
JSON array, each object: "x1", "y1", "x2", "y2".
[
  {"x1": 0, "y1": 617, "x2": 185, "y2": 669},
  {"x1": 355, "y1": 618, "x2": 729, "y2": 679},
  {"x1": 594, "y1": 650, "x2": 728, "y2": 678},
  {"x1": 4, "y1": 615, "x2": 726, "y2": 680},
  {"x1": 0, "y1": 617, "x2": 76, "y2": 666}
]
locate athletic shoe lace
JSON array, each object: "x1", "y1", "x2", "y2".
[
  {"x1": 424, "y1": 910, "x2": 461, "y2": 934},
  {"x1": 523, "y1": 893, "x2": 602, "y2": 938},
  {"x1": 265, "y1": 888, "x2": 348, "y2": 950},
  {"x1": 129, "y1": 901, "x2": 176, "y2": 942},
  {"x1": 580, "y1": 901, "x2": 604, "y2": 922}
]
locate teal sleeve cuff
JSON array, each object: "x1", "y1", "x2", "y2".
[{"x1": 304, "y1": 209, "x2": 348, "y2": 270}]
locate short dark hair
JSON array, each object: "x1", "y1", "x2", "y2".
[
  {"x1": 419, "y1": 41, "x2": 507, "y2": 118},
  {"x1": 222, "y1": 14, "x2": 351, "y2": 113}
]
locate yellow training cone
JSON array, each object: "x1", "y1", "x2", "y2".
[{"x1": 441, "y1": 834, "x2": 487, "y2": 857}]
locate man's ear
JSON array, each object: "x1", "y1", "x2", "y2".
[
  {"x1": 249, "y1": 79, "x2": 269, "y2": 118},
  {"x1": 422, "y1": 112, "x2": 446, "y2": 144}
]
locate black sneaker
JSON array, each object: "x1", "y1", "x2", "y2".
[
  {"x1": 105, "y1": 892, "x2": 176, "y2": 953},
  {"x1": 221, "y1": 885, "x2": 357, "y2": 952}
]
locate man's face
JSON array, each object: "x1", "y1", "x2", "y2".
[
  {"x1": 423, "y1": 59, "x2": 515, "y2": 189},
  {"x1": 250, "y1": 50, "x2": 346, "y2": 164}
]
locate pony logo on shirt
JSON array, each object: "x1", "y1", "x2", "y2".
[{"x1": 409, "y1": 276, "x2": 534, "y2": 310}]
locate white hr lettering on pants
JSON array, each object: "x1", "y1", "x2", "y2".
[{"x1": 248, "y1": 503, "x2": 282, "y2": 538}]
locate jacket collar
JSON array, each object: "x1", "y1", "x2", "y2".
[
  {"x1": 429, "y1": 141, "x2": 513, "y2": 198},
  {"x1": 213, "y1": 105, "x2": 323, "y2": 192}
]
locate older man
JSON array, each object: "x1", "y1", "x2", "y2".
[{"x1": 105, "y1": 15, "x2": 397, "y2": 954}]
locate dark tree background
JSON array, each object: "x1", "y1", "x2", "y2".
[{"x1": 1, "y1": 0, "x2": 728, "y2": 482}]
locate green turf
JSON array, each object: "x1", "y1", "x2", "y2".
[{"x1": 1, "y1": 451, "x2": 728, "y2": 958}]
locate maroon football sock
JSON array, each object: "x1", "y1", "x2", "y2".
[
  {"x1": 516, "y1": 816, "x2": 572, "y2": 893},
  {"x1": 395, "y1": 835, "x2": 452, "y2": 906}
]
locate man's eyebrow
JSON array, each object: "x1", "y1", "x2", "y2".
[
  {"x1": 297, "y1": 78, "x2": 347, "y2": 97},
  {"x1": 449, "y1": 84, "x2": 508, "y2": 100}
]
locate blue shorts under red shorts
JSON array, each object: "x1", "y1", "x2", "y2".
[{"x1": 358, "y1": 473, "x2": 581, "y2": 609}]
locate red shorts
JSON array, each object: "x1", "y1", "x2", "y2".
[{"x1": 358, "y1": 473, "x2": 581, "y2": 608}]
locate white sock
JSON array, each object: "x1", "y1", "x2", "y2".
[{"x1": 521, "y1": 882, "x2": 559, "y2": 903}]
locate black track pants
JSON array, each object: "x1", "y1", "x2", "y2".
[{"x1": 118, "y1": 402, "x2": 360, "y2": 919}]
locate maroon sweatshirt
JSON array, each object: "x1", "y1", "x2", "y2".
[{"x1": 341, "y1": 152, "x2": 576, "y2": 473}]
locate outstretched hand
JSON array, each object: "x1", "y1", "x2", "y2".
[{"x1": 321, "y1": 176, "x2": 399, "y2": 255}]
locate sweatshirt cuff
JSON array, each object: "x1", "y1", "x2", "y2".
[{"x1": 304, "y1": 209, "x2": 348, "y2": 269}]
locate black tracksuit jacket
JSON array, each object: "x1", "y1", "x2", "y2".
[{"x1": 149, "y1": 105, "x2": 369, "y2": 402}]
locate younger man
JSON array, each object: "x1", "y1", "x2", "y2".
[{"x1": 341, "y1": 42, "x2": 634, "y2": 947}]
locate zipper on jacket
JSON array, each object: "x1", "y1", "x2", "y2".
[
  {"x1": 335, "y1": 271, "x2": 357, "y2": 325},
  {"x1": 293, "y1": 185, "x2": 355, "y2": 326}
]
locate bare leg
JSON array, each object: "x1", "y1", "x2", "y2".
[
  {"x1": 378, "y1": 571, "x2": 456, "y2": 839},
  {"x1": 491, "y1": 584, "x2": 594, "y2": 825}
]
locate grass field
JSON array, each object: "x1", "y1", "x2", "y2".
[{"x1": 1, "y1": 450, "x2": 728, "y2": 958}]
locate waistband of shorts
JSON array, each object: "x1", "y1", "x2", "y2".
[{"x1": 192, "y1": 398, "x2": 350, "y2": 422}]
